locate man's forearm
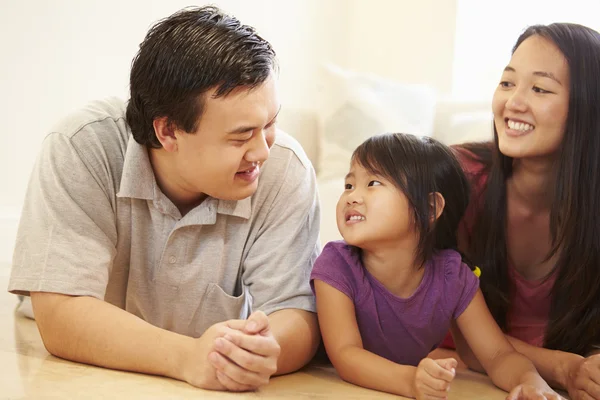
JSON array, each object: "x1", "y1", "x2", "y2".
[
  {"x1": 31, "y1": 292, "x2": 194, "y2": 381},
  {"x1": 268, "y1": 309, "x2": 320, "y2": 375},
  {"x1": 507, "y1": 335, "x2": 582, "y2": 389}
]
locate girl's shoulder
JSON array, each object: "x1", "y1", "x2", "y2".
[
  {"x1": 313, "y1": 241, "x2": 365, "y2": 277},
  {"x1": 430, "y1": 249, "x2": 478, "y2": 285},
  {"x1": 319, "y1": 240, "x2": 359, "y2": 262},
  {"x1": 311, "y1": 241, "x2": 366, "y2": 301}
]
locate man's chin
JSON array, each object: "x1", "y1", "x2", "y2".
[{"x1": 213, "y1": 185, "x2": 258, "y2": 201}]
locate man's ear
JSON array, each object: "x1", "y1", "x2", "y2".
[
  {"x1": 429, "y1": 192, "x2": 445, "y2": 222},
  {"x1": 153, "y1": 117, "x2": 178, "y2": 152}
]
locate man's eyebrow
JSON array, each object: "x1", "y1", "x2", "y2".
[
  {"x1": 504, "y1": 66, "x2": 562, "y2": 85},
  {"x1": 227, "y1": 105, "x2": 282, "y2": 134}
]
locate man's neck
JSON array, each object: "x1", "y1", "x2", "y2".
[{"x1": 148, "y1": 148, "x2": 207, "y2": 216}]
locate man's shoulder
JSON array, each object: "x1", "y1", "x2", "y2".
[
  {"x1": 268, "y1": 129, "x2": 313, "y2": 171},
  {"x1": 49, "y1": 97, "x2": 130, "y2": 145},
  {"x1": 42, "y1": 97, "x2": 131, "y2": 193},
  {"x1": 255, "y1": 129, "x2": 317, "y2": 196}
]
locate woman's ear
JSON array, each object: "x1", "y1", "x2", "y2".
[
  {"x1": 153, "y1": 116, "x2": 178, "y2": 152},
  {"x1": 429, "y1": 192, "x2": 445, "y2": 222}
]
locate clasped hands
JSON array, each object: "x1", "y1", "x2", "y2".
[{"x1": 182, "y1": 310, "x2": 281, "y2": 392}]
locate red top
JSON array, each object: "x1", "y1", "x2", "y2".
[{"x1": 440, "y1": 149, "x2": 556, "y2": 349}]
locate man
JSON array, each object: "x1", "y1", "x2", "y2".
[{"x1": 8, "y1": 6, "x2": 321, "y2": 392}]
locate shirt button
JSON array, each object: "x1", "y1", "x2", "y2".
[{"x1": 168, "y1": 256, "x2": 177, "y2": 264}]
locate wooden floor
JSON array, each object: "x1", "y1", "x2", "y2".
[{"x1": 1, "y1": 272, "x2": 513, "y2": 400}]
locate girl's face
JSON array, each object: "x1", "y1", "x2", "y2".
[
  {"x1": 336, "y1": 161, "x2": 418, "y2": 251},
  {"x1": 492, "y1": 35, "x2": 570, "y2": 160}
]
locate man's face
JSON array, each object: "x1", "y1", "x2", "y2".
[{"x1": 169, "y1": 75, "x2": 280, "y2": 202}]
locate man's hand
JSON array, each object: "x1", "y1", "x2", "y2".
[
  {"x1": 209, "y1": 311, "x2": 280, "y2": 389},
  {"x1": 413, "y1": 357, "x2": 456, "y2": 400},
  {"x1": 564, "y1": 354, "x2": 600, "y2": 400},
  {"x1": 179, "y1": 319, "x2": 254, "y2": 391},
  {"x1": 179, "y1": 311, "x2": 278, "y2": 392}
]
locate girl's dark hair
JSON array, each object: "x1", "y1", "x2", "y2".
[
  {"x1": 352, "y1": 133, "x2": 471, "y2": 267},
  {"x1": 460, "y1": 23, "x2": 600, "y2": 355},
  {"x1": 126, "y1": 6, "x2": 277, "y2": 148}
]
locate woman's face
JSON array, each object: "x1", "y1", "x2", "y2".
[{"x1": 492, "y1": 35, "x2": 570, "y2": 160}]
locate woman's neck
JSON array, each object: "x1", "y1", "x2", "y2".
[
  {"x1": 361, "y1": 240, "x2": 425, "y2": 298},
  {"x1": 508, "y1": 157, "x2": 557, "y2": 211}
]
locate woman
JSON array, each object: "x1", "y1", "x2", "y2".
[{"x1": 438, "y1": 23, "x2": 600, "y2": 400}]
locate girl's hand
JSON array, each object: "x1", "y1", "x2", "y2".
[
  {"x1": 565, "y1": 354, "x2": 600, "y2": 400},
  {"x1": 505, "y1": 384, "x2": 565, "y2": 400},
  {"x1": 413, "y1": 357, "x2": 456, "y2": 400}
]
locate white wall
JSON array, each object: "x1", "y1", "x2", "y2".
[
  {"x1": 452, "y1": 0, "x2": 600, "y2": 100},
  {"x1": 0, "y1": 0, "x2": 460, "y2": 267}
]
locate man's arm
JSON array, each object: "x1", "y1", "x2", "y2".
[
  {"x1": 32, "y1": 291, "x2": 260, "y2": 392},
  {"x1": 239, "y1": 135, "x2": 322, "y2": 372},
  {"x1": 268, "y1": 309, "x2": 320, "y2": 375}
]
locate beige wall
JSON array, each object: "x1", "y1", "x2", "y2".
[{"x1": 0, "y1": 0, "x2": 459, "y2": 265}]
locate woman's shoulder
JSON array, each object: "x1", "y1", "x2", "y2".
[{"x1": 451, "y1": 142, "x2": 492, "y2": 177}]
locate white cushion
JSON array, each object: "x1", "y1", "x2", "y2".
[{"x1": 316, "y1": 64, "x2": 437, "y2": 181}]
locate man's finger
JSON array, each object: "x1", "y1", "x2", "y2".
[
  {"x1": 208, "y1": 351, "x2": 268, "y2": 387},
  {"x1": 222, "y1": 331, "x2": 281, "y2": 358},
  {"x1": 244, "y1": 311, "x2": 269, "y2": 334},
  {"x1": 215, "y1": 370, "x2": 255, "y2": 392},
  {"x1": 214, "y1": 337, "x2": 276, "y2": 375}
]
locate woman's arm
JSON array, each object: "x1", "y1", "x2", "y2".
[
  {"x1": 313, "y1": 280, "x2": 417, "y2": 397},
  {"x1": 455, "y1": 290, "x2": 557, "y2": 395},
  {"x1": 505, "y1": 336, "x2": 581, "y2": 389}
]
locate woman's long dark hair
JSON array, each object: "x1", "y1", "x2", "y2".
[
  {"x1": 352, "y1": 133, "x2": 471, "y2": 268},
  {"x1": 461, "y1": 23, "x2": 600, "y2": 355}
]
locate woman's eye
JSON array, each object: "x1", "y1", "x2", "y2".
[
  {"x1": 533, "y1": 86, "x2": 551, "y2": 94},
  {"x1": 344, "y1": 183, "x2": 353, "y2": 190},
  {"x1": 499, "y1": 81, "x2": 513, "y2": 88},
  {"x1": 368, "y1": 180, "x2": 381, "y2": 187}
]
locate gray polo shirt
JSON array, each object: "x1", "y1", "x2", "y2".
[{"x1": 8, "y1": 98, "x2": 320, "y2": 337}]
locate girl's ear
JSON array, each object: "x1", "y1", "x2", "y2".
[{"x1": 429, "y1": 192, "x2": 445, "y2": 222}]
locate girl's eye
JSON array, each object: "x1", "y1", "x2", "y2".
[
  {"x1": 344, "y1": 183, "x2": 353, "y2": 190},
  {"x1": 368, "y1": 180, "x2": 381, "y2": 187},
  {"x1": 533, "y1": 86, "x2": 551, "y2": 94}
]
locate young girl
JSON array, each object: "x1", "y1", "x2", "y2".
[{"x1": 311, "y1": 133, "x2": 562, "y2": 400}]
